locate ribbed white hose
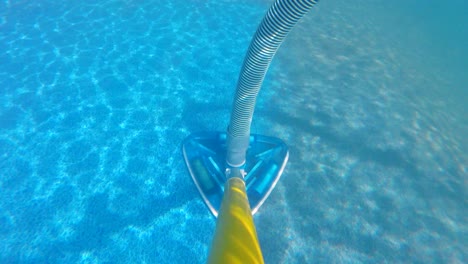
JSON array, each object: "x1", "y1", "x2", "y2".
[{"x1": 226, "y1": 0, "x2": 318, "y2": 167}]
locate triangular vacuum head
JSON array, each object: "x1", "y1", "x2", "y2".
[{"x1": 182, "y1": 131, "x2": 288, "y2": 217}]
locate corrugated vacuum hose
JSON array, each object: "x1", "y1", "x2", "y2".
[{"x1": 226, "y1": 0, "x2": 319, "y2": 167}]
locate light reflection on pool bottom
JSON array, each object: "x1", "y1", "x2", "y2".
[
  {"x1": 253, "y1": 1, "x2": 466, "y2": 262},
  {"x1": 0, "y1": 0, "x2": 466, "y2": 263}
]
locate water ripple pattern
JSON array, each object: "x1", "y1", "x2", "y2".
[{"x1": 0, "y1": 0, "x2": 466, "y2": 263}]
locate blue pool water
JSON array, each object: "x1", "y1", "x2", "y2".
[{"x1": 1, "y1": 0, "x2": 466, "y2": 263}]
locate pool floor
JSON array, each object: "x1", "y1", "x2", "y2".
[{"x1": 0, "y1": 0, "x2": 466, "y2": 263}]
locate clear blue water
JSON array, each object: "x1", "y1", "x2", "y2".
[{"x1": 1, "y1": 0, "x2": 466, "y2": 263}]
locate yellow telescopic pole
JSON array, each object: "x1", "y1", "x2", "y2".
[{"x1": 207, "y1": 177, "x2": 264, "y2": 264}]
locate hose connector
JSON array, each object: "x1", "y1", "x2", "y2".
[{"x1": 226, "y1": 128, "x2": 250, "y2": 167}]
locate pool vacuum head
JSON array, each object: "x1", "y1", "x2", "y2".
[{"x1": 182, "y1": 131, "x2": 288, "y2": 217}]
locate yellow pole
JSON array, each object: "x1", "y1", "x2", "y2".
[{"x1": 207, "y1": 177, "x2": 264, "y2": 264}]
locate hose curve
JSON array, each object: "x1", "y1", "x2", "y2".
[{"x1": 226, "y1": 0, "x2": 318, "y2": 167}]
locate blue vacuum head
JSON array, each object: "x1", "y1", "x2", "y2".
[{"x1": 182, "y1": 131, "x2": 289, "y2": 217}]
